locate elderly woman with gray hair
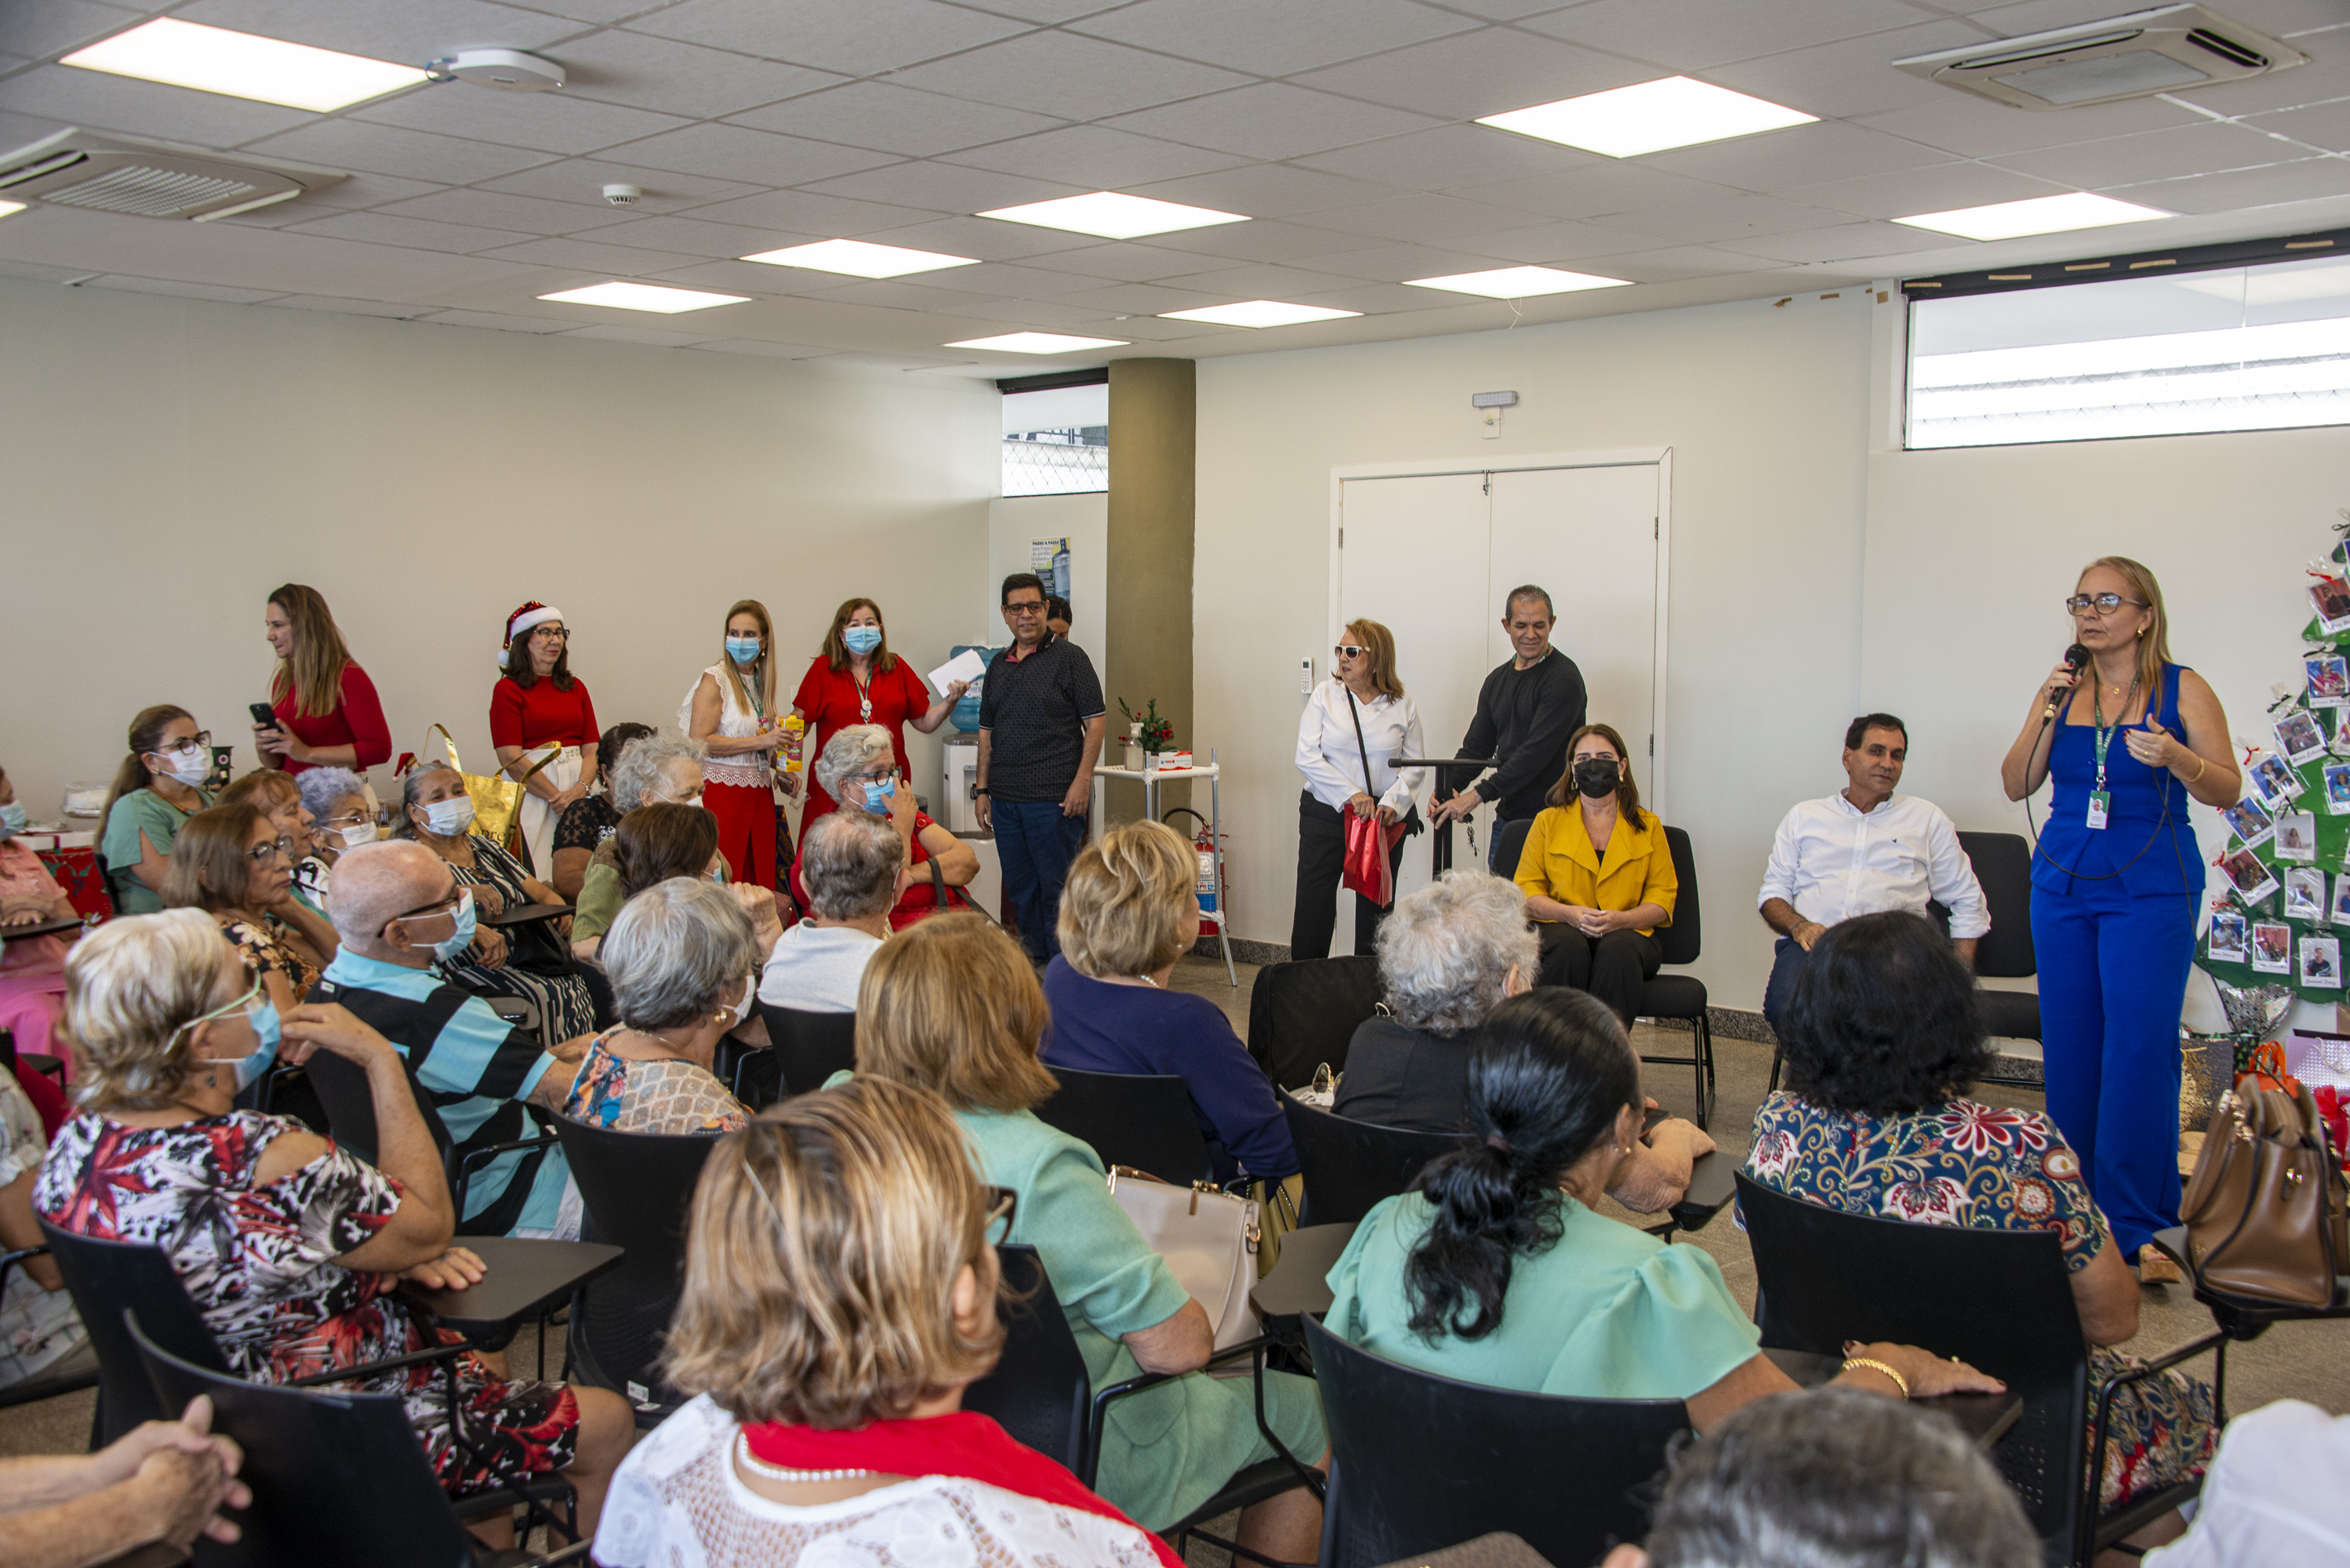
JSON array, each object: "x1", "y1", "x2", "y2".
[
  {"x1": 759, "y1": 811, "x2": 899, "y2": 1014},
  {"x1": 786, "y1": 724, "x2": 977, "y2": 931},
  {"x1": 1335, "y1": 870, "x2": 1711, "y2": 1211},
  {"x1": 561, "y1": 877, "x2": 755, "y2": 1135},
  {"x1": 289, "y1": 765, "x2": 374, "y2": 906}
]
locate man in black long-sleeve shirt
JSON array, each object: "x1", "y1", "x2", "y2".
[{"x1": 1427, "y1": 585, "x2": 1588, "y2": 868}]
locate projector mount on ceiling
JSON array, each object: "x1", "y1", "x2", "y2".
[{"x1": 1894, "y1": 4, "x2": 2304, "y2": 111}]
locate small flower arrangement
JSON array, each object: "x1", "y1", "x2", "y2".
[{"x1": 1119, "y1": 697, "x2": 1175, "y2": 754}]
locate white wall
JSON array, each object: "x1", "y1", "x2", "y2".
[
  {"x1": 986, "y1": 491, "x2": 1109, "y2": 679},
  {"x1": 0, "y1": 278, "x2": 998, "y2": 829}
]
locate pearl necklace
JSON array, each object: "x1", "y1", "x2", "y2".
[{"x1": 736, "y1": 1434, "x2": 873, "y2": 1484}]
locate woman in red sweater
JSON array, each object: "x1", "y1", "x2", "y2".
[
  {"x1": 789, "y1": 598, "x2": 964, "y2": 833},
  {"x1": 491, "y1": 601, "x2": 600, "y2": 878},
  {"x1": 253, "y1": 584, "x2": 391, "y2": 779}
]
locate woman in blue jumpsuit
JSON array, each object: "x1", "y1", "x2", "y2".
[{"x1": 2000, "y1": 556, "x2": 2239, "y2": 1277}]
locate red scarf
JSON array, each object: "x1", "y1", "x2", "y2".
[{"x1": 741, "y1": 1410, "x2": 1181, "y2": 1568}]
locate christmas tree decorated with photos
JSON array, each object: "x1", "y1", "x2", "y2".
[{"x1": 2200, "y1": 517, "x2": 2350, "y2": 1003}]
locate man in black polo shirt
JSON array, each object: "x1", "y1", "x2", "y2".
[
  {"x1": 1427, "y1": 584, "x2": 1589, "y2": 869},
  {"x1": 976, "y1": 572, "x2": 1106, "y2": 963}
]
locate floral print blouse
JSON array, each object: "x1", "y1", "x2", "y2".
[{"x1": 562, "y1": 1033, "x2": 748, "y2": 1136}]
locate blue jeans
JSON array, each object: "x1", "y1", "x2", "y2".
[
  {"x1": 2031, "y1": 877, "x2": 2196, "y2": 1257},
  {"x1": 994, "y1": 799, "x2": 1086, "y2": 960},
  {"x1": 1762, "y1": 936, "x2": 1808, "y2": 1033}
]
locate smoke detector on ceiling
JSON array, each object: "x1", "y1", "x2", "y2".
[
  {"x1": 0, "y1": 129, "x2": 345, "y2": 220},
  {"x1": 431, "y1": 49, "x2": 565, "y2": 91},
  {"x1": 1894, "y1": 5, "x2": 2305, "y2": 110}
]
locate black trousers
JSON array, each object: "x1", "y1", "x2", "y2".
[
  {"x1": 1535, "y1": 924, "x2": 1663, "y2": 1029},
  {"x1": 1291, "y1": 792, "x2": 1414, "y2": 961}
]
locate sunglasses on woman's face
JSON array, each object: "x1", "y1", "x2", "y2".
[{"x1": 1335, "y1": 644, "x2": 1368, "y2": 659}]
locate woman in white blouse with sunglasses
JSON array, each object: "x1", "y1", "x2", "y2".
[{"x1": 1291, "y1": 620, "x2": 1426, "y2": 961}]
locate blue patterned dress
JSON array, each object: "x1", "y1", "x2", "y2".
[{"x1": 1746, "y1": 1091, "x2": 2214, "y2": 1506}]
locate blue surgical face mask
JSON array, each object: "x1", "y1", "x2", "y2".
[
  {"x1": 861, "y1": 777, "x2": 896, "y2": 814},
  {"x1": 843, "y1": 625, "x2": 883, "y2": 655},
  {"x1": 0, "y1": 801, "x2": 23, "y2": 838},
  {"x1": 725, "y1": 634, "x2": 762, "y2": 666},
  {"x1": 232, "y1": 1001, "x2": 282, "y2": 1091},
  {"x1": 434, "y1": 890, "x2": 478, "y2": 963}
]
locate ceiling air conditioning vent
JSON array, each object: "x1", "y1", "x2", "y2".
[
  {"x1": 0, "y1": 129, "x2": 345, "y2": 220},
  {"x1": 1894, "y1": 5, "x2": 2304, "y2": 111}
]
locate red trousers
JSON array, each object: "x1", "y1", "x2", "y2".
[{"x1": 705, "y1": 779, "x2": 779, "y2": 890}]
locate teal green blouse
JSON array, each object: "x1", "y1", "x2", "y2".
[
  {"x1": 955, "y1": 1105, "x2": 1324, "y2": 1530},
  {"x1": 1325, "y1": 1191, "x2": 1761, "y2": 1401},
  {"x1": 100, "y1": 787, "x2": 209, "y2": 915}
]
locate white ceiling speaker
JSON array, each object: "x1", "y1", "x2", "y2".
[
  {"x1": 1894, "y1": 5, "x2": 2304, "y2": 110},
  {"x1": 0, "y1": 129, "x2": 345, "y2": 220},
  {"x1": 436, "y1": 49, "x2": 565, "y2": 92}
]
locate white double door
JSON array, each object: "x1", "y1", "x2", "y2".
[{"x1": 1335, "y1": 458, "x2": 1665, "y2": 908}]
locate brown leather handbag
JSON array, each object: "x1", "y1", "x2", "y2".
[{"x1": 2180, "y1": 1076, "x2": 2349, "y2": 1308}]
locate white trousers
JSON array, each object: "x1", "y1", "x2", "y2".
[{"x1": 514, "y1": 747, "x2": 580, "y2": 879}]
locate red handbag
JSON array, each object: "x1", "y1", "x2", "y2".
[{"x1": 1340, "y1": 689, "x2": 1407, "y2": 909}]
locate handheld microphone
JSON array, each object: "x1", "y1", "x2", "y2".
[{"x1": 2041, "y1": 643, "x2": 2091, "y2": 720}]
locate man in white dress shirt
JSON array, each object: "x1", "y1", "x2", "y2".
[{"x1": 1757, "y1": 713, "x2": 1989, "y2": 1031}]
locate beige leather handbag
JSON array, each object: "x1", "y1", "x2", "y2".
[
  {"x1": 1106, "y1": 1166, "x2": 1262, "y2": 1352},
  {"x1": 2181, "y1": 1078, "x2": 2348, "y2": 1308}
]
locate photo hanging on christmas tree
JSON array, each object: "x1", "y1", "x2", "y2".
[
  {"x1": 2222, "y1": 796, "x2": 2276, "y2": 848},
  {"x1": 2218, "y1": 847, "x2": 2280, "y2": 906},
  {"x1": 2326, "y1": 762, "x2": 2350, "y2": 815},
  {"x1": 2314, "y1": 578, "x2": 2350, "y2": 636},
  {"x1": 2254, "y1": 922, "x2": 2293, "y2": 973},
  {"x1": 2301, "y1": 935, "x2": 2341, "y2": 989},
  {"x1": 2277, "y1": 811, "x2": 2319, "y2": 862},
  {"x1": 2278, "y1": 709, "x2": 2328, "y2": 765},
  {"x1": 2252, "y1": 753, "x2": 2305, "y2": 803},
  {"x1": 2284, "y1": 866, "x2": 2326, "y2": 920},
  {"x1": 2332, "y1": 875, "x2": 2350, "y2": 925},
  {"x1": 2209, "y1": 910, "x2": 2250, "y2": 962},
  {"x1": 2308, "y1": 655, "x2": 2350, "y2": 708}
]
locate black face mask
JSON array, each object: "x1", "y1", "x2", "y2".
[{"x1": 1573, "y1": 757, "x2": 1621, "y2": 799}]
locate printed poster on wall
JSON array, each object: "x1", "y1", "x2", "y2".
[{"x1": 1032, "y1": 536, "x2": 1071, "y2": 603}]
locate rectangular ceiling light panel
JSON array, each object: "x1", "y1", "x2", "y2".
[
  {"x1": 1894, "y1": 192, "x2": 2170, "y2": 241},
  {"x1": 740, "y1": 238, "x2": 979, "y2": 278},
  {"x1": 539, "y1": 281, "x2": 750, "y2": 313},
  {"x1": 946, "y1": 332, "x2": 1130, "y2": 353},
  {"x1": 1404, "y1": 265, "x2": 1633, "y2": 299},
  {"x1": 1159, "y1": 300, "x2": 1361, "y2": 328},
  {"x1": 1478, "y1": 76, "x2": 1817, "y2": 158},
  {"x1": 62, "y1": 18, "x2": 430, "y2": 112},
  {"x1": 979, "y1": 192, "x2": 1248, "y2": 239}
]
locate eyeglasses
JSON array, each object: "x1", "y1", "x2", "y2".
[
  {"x1": 1335, "y1": 644, "x2": 1368, "y2": 659},
  {"x1": 2065, "y1": 593, "x2": 2147, "y2": 615},
  {"x1": 531, "y1": 626, "x2": 568, "y2": 640},
  {"x1": 245, "y1": 836, "x2": 294, "y2": 866},
  {"x1": 1004, "y1": 601, "x2": 1047, "y2": 616},
  {"x1": 983, "y1": 1185, "x2": 1018, "y2": 1243},
  {"x1": 151, "y1": 733, "x2": 212, "y2": 755},
  {"x1": 321, "y1": 811, "x2": 369, "y2": 828}
]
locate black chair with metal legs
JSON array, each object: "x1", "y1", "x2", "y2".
[
  {"x1": 746, "y1": 1003, "x2": 856, "y2": 1107},
  {"x1": 1303, "y1": 1312, "x2": 1687, "y2": 1568},
  {"x1": 1737, "y1": 1174, "x2": 2223, "y2": 1566},
  {"x1": 1033, "y1": 1068, "x2": 1216, "y2": 1186},
  {"x1": 1244, "y1": 956, "x2": 1382, "y2": 1092},
  {"x1": 303, "y1": 1048, "x2": 560, "y2": 1241},
  {"x1": 1279, "y1": 1093, "x2": 1466, "y2": 1226}
]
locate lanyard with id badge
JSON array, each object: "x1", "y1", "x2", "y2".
[{"x1": 2087, "y1": 676, "x2": 2139, "y2": 831}]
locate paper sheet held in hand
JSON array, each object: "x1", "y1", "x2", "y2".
[{"x1": 928, "y1": 648, "x2": 989, "y2": 699}]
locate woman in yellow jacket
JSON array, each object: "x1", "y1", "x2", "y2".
[{"x1": 1512, "y1": 722, "x2": 1676, "y2": 1028}]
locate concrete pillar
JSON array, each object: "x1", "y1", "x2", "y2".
[{"x1": 1105, "y1": 358, "x2": 1194, "y2": 822}]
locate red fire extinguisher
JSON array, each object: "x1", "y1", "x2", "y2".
[{"x1": 1161, "y1": 808, "x2": 1227, "y2": 932}]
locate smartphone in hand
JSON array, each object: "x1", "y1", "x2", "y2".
[{"x1": 249, "y1": 702, "x2": 279, "y2": 728}]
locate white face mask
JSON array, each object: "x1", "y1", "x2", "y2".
[
  {"x1": 336, "y1": 822, "x2": 379, "y2": 850},
  {"x1": 151, "y1": 745, "x2": 209, "y2": 788},
  {"x1": 420, "y1": 797, "x2": 476, "y2": 837},
  {"x1": 733, "y1": 972, "x2": 756, "y2": 1022}
]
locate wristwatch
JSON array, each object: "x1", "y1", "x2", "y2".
[{"x1": 973, "y1": 786, "x2": 990, "y2": 796}]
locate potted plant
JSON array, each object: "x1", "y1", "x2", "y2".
[{"x1": 1119, "y1": 698, "x2": 1174, "y2": 769}]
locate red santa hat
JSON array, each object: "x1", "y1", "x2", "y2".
[{"x1": 500, "y1": 601, "x2": 565, "y2": 666}]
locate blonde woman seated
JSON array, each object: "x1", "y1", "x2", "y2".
[
  {"x1": 35, "y1": 911, "x2": 633, "y2": 1537},
  {"x1": 1513, "y1": 722, "x2": 1677, "y2": 1029},
  {"x1": 594, "y1": 1077, "x2": 1182, "y2": 1568},
  {"x1": 162, "y1": 804, "x2": 340, "y2": 1022},
  {"x1": 855, "y1": 915, "x2": 1328, "y2": 1559},
  {"x1": 562, "y1": 879, "x2": 754, "y2": 1136}
]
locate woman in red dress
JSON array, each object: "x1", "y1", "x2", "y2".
[
  {"x1": 489, "y1": 601, "x2": 598, "y2": 878},
  {"x1": 682, "y1": 600, "x2": 783, "y2": 888},
  {"x1": 252, "y1": 585, "x2": 391, "y2": 780},
  {"x1": 788, "y1": 598, "x2": 966, "y2": 833}
]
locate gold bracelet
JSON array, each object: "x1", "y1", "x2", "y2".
[
  {"x1": 1840, "y1": 1356, "x2": 1910, "y2": 1399},
  {"x1": 2191, "y1": 754, "x2": 2207, "y2": 782}
]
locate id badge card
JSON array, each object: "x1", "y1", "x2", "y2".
[{"x1": 2087, "y1": 790, "x2": 2110, "y2": 830}]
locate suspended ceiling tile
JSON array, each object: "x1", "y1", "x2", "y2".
[
  {"x1": 1102, "y1": 82, "x2": 1444, "y2": 162},
  {"x1": 848, "y1": 213, "x2": 1113, "y2": 260},
  {"x1": 1433, "y1": 0, "x2": 1577, "y2": 16},
  {"x1": 273, "y1": 170, "x2": 446, "y2": 209},
  {"x1": 594, "y1": 122, "x2": 901, "y2": 186},
  {"x1": 0, "y1": 64, "x2": 314, "y2": 147},
  {"x1": 637, "y1": 256, "x2": 833, "y2": 293},
  {"x1": 352, "y1": 84, "x2": 692, "y2": 156},
  {"x1": 1850, "y1": 93, "x2": 2210, "y2": 160},
  {"x1": 944, "y1": 260, "x2": 1130, "y2": 299},
  {"x1": 2161, "y1": 53, "x2": 2350, "y2": 118},
  {"x1": 677, "y1": 187, "x2": 939, "y2": 234},
  {"x1": 1458, "y1": 161, "x2": 1744, "y2": 220},
  {"x1": 1729, "y1": 219, "x2": 1963, "y2": 263},
  {"x1": 726, "y1": 81, "x2": 1067, "y2": 158},
  {"x1": 174, "y1": 0, "x2": 579, "y2": 60},
  {"x1": 374, "y1": 187, "x2": 642, "y2": 234},
  {"x1": 1118, "y1": 162, "x2": 1405, "y2": 219},
  {"x1": 1576, "y1": 242, "x2": 1797, "y2": 280},
  {"x1": 1057, "y1": 278, "x2": 1229, "y2": 313},
  {"x1": 1284, "y1": 238, "x2": 1527, "y2": 281},
  {"x1": 1516, "y1": 0, "x2": 1945, "y2": 71},
  {"x1": 1129, "y1": 216, "x2": 1367, "y2": 262},
  {"x1": 478, "y1": 157, "x2": 768, "y2": 209},
  {"x1": 1602, "y1": 191, "x2": 1854, "y2": 244},
  {"x1": 1293, "y1": 122, "x2": 1604, "y2": 192},
  {"x1": 824, "y1": 350, "x2": 984, "y2": 368},
  {"x1": 1990, "y1": 118, "x2": 2315, "y2": 187},
  {"x1": 1469, "y1": 216, "x2": 1673, "y2": 262},
  {"x1": 626, "y1": 0, "x2": 1034, "y2": 78},
  {"x1": 416, "y1": 307, "x2": 579, "y2": 332},
  {"x1": 1016, "y1": 238, "x2": 1253, "y2": 278},
  {"x1": 685, "y1": 337, "x2": 839, "y2": 356},
  {"x1": 1776, "y1": 160, "x2": 2073, "y2": 220},
  {"x1": 1635, "y1": 120, "x2": 1952, "y2": 191},
  {"x1": 518, "y1": 0, "x2": 658, "y2": 20},
  {"x1": 805, "y1": 275, "x2": 1042, "y2": 314},
  {"x1": 87, "y1": 273, "x2": 282, "y2": 303},
  {"x1": 1067, "y1": 0, "x2": 1478, "y2": 78},
  {"x1": 259, "y1": 293, "x2": 425, "y2": 316},
  {"x1": 943, "y1": 123, "x2": 1248, "y2": 186},
  {"x1": 2102, "y1": 156, "x2": 2350, "y2": 216},
  {"x1": 952, "y1": 295, "x2": 1119, "y2": 327},
  {"x1": 1290, "y1": 28, "x2": 1651, "y2": 122},
  {"x1": 1297, "y1": 191, "x2": 1556, "y2": 242},
  {"x1": 1702, "y1": 20, "x2": 2009, "y2": 119},
  {"x1": 555, "y1": 31, "x2": 846, "y2": 119},
  {"x1": 2248, "y1": 100, "x2": 2350, "y2": 155},
  {"x1": 1087, "y1": 311, "x2": 1220, "y2": 339},
  {"x1": 582, "y1": 211, "x2": 801, "y2": 256},
  {"x1": 0, "y1": 2, "x2": 143, "y2": 61},
  {"x1": 886, "y1": 32, "x2": 1253, "y2": 121},
  {"x1": 1290, "y1": 280, "x2": 1462, "y2": 311},
  {"x1": 797, "y1": 159, "x2": 1088, "y2": 213},
  {"x1": 245, "y1": 119, "x2": 560, "y2": 183},
  {"x1": 288, "y1": 210, "x2": 541, "y2": 253},
  {"x1": 561, "y1": 321, "x2": 719, "y2": 345},
  {"x1": 476, "y1": 234, "x2": 714, "y2": 273},
  {"x1": 1154, "y1": 260, "x2": 1389, "y2": 295}
]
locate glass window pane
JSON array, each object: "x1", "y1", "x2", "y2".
[
  {"x1": 1905, "y1": 253, "x2": 2350, "y2": 450},
  {"x1": 1003, "y1": 383, "x2": 1107, "y2": 495}
]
